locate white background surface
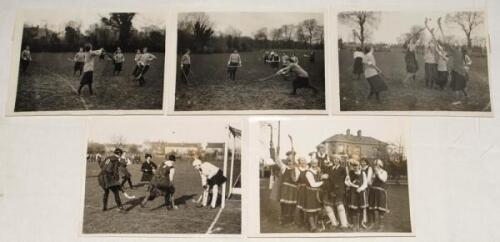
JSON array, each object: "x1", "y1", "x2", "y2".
[{"x1": 1, "y1": 0, "x2": 500, "y2": 241}]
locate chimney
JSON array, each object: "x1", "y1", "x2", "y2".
[
  {"x1": 357, "y1": 130, "x2": 362, "y2": 137},
  {"x1": 346, "y1": 129, "x2": 351, "y2": 136}
]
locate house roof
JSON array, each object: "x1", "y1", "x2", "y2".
[{"x1": 322, "y1": 134, "x2": 386, "y2": 146}]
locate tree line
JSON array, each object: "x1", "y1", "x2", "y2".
[
  {"x1": 177, "y1": 13, "x2": 324, "y2": 54},
  {"x1": 338, "y1": 11, "x2": 486, "y2": 49},
  {"x1": 22, "y1": 13, "x2": 165, "y2": 53}
]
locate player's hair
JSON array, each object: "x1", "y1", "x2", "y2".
[{"x1": 84, "y1": 43, "x2": 92, "y2": 52}]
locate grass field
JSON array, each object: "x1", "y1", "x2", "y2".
[
  {"x1": 259, "y1": 178, "x2": 412, "y2": 233},
  {"x1": 339, "y1": 48, "x2": 491, "y2": 112},
  {"x1": 82, "y1": 157, "x2": 241, "y2": 234},
  {"x1": 14, "y1": 52, "x2": 164, "y2": 112},
  {"x1": 174, "y1": 50, "x2": 325, "y2": 111}
]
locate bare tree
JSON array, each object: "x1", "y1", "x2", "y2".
[
  {"x1": 297, "y1": 19, "x2": 320, "y2": 48},
  {"x1": 279, "y1": 24, "x2": 296, "y2": 47},
  {"x1": 111, "y1": 135, "x2": 127, "y2": 148},
  {"x1": 338, "y1": 11, "x2": 381, "y2": 48},
  {"x1": 253, "y1": 27, "x2": 268, "y2": 41},
  {"x1": 445, "y1": 11, "x2": 484, "y2": 48},
  {"x1": 397, "y1": 25, "x2": 425, "y2": 46},
  {"x1": 224, "y1": 26, "x2": 242, "y2": 38}
]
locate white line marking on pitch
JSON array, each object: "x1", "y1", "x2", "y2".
[
  {"x1": 39, "y1": 67, "x2": 90, "y2": 110},
  {"x1": 206, "y1": 207, "x2": 224, "y2": 234}
]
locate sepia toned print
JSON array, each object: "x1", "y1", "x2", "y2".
[
  {"x1": 337, "y1": 11, "x2": 491, "y2": 114},
  {"x1": 11, "y1": 11, "x2": 166, "y2": 114},
  {"x1": 82, "y1": 118, "x2": 242, "y2": 235},
  {"x1": 257, "y1": 118, "x2": 412, "y2": 235},
  {"x1": 174, "y1": 12, "x2": 326, "y2": 112}
]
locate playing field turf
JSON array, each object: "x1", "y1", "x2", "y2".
[
  {"x1": 338, "y1": 48, "x2": 491, "y2": 112},
  {"x1": 82, "y1": 156, "x2": 241, "y2": 234},
  {"x1": 259, "y1": 178, "x2": 412, "y2": 233},
  {"x1": 174, "y1": 50, "x2": 325, "y2": 111},
  {"x1": 14, "y1": 52, "x2": 164, "y2": 112}
]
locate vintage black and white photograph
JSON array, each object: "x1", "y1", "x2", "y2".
[
  {"x1": 337, "y1": 11, "x2": 491, "y2": 114},
  {"x1": 82, "y1": 118, "x2": 242, "y2": 235},
  {"x1": 174, "y1": 12, "x2": 326, "y2": 112},
  {"x1": 256, "y1": 118, "x2": 412, "y2": 235},
  {"x1": 11, "y1": 11, "x2": 166, "y2": 113}
]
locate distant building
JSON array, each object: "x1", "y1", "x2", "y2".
[
  {"x1": 321, "y1": 129, "x2": 388, "y2": 159},
  {"x1": 164, "y1": 142, "x2": 201, "y2": 155}
]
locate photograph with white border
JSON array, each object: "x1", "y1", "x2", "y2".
[
  {"x1": 170, "y1": 11, "x2": 328, "y2": 115},
  {"x1": 7, "y1": 10, "x2": 167, "y2": 116},
  {"x1": 81, "y1": 117, "x2": 242, "y2": 236},
  {"x1": 249, "y1": 117, "x2": 414, "y2": 237},
  {"x1": 334, "y1": 9, "x2": 492, "y2": 117}
]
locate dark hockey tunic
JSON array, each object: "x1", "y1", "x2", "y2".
[
  {"x1": 347, "y1": 170, "x2": 368, "y2": 210},
  {"x1": 279, "y1": 167, "x2": 298, "y2": 204},
  {"x1": 298, "y1": 170, "x2": 322, "y2": 213},
  {"x1": 368, "y1": 170, "x2": 389, "y2": 213},
  {"x1": 141, "y1": 161, "x2": 157, "y2": 182}
]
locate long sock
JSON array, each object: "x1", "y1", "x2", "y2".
[
  {"x1": 337, "y1": 204, "x2": 349, "y2": 228},
  {"x1": 211, "y1": 185, "x2": 218, "y2": 208},
  {"x1": 324, "y1": 206, "x2": 339, "y2": 226},
  {"x1": 308, "y1": 214, "x2": 317, "y2": 231}
]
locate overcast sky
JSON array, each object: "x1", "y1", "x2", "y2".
[
  {"x1": 258, "y1": 118, "x2": 406, "y2": 162},
  {"x1": 180, "y1": 12, "x2": 323, "y2": 38},
  {"x1": 23, "y1": 11, "x2": 165, "y2": 33},
  {"x1": 88, "y1": 118, "x2": 241, "y2": 145},
  {"x1": 338, "y1": 11, "x2": 487, "y2": 45}
]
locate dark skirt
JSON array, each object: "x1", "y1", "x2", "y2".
[
  {"x1": 367, "y1": 75, "x2": 388, "y2": 93},
  {"x1": 295, "y1": 184, "x2": 307, "y2": 210},
  {"x1": 347, "y1": 189, "x2": 368, "y2": 210},
  {"x1": 227, "y1": 62, "x2": 239, "y2": 73},
  {"x1": 280, "y1": 182, "x2": 298, "y2": 204},
  {"x1": 425, "y1": 63, "x2": 438, "y2": 83},
  {"x1": 207, "y1": 170, "x2": 227, "y2": 187},
  {"x1": 353, "y1": 57, "x2": 363, "y2": 75},
  {"x1": 405, "y1": 52, "x2": 419, "y2": 73},
  {"x1": 74, "y1": 62, "x2": 84, "y2": 72},
  {"x1": 450, "y1": 71, "x2": 467, "y2": 91},
  {"x1": 293, "y1": 76, "x2": 310, "y2": 88},
  {"x1": 141, "y1": 172, "x2": 154, "y2": 182},
  {"x1": 114, "y1": 62, "x2": 123, "y2": 71},
  {"x1": 297, "y1": 187, "x2": 322, "y2": 213},
  {"x1": 80, "y1": 71, "x2": 93, "y2": 85},
  {"x1": 436, "y1": 71, "x2": 449, "y2": 88},
  {"x1": 98, "y1": 172, "x2": 120, "y2": 190},
  {"x1": 368, "y1": 186, "x2": 389, "y2": 213}
]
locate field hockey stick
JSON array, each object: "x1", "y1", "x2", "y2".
[
  {"x1": 180, "y1": 67, "x2": 191, "y2": 83},
  {"x1": 437, "y1": 17, "x2": 446, "y2": 41},
  {"x1": 256, "y1": 73, "x2": 279, "y2": 82},
  {"x1": 67, "y1": 57, "x2": 75, "y2": 62}
]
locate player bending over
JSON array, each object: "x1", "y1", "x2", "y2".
[
  {"x1": 277, "y1": 60, "x2": 318, "y2": 95},
  {"x1": 192, "y1": 156, "x2": 227, "y2": 209}
]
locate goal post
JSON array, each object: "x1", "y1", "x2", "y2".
[{"x1": 222, "y1": 125, "x2": 242, "y2": 208}]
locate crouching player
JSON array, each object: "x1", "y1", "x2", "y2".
[
  {"x1": 368, "y1": 159, "x2": 389, "y2": 231},
  {"x1": 141, "y1": 155, "x2": 177, "y2": 209},
  {"x1": 192, "y1": 157, "x2": 227, "y2": 209}
]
